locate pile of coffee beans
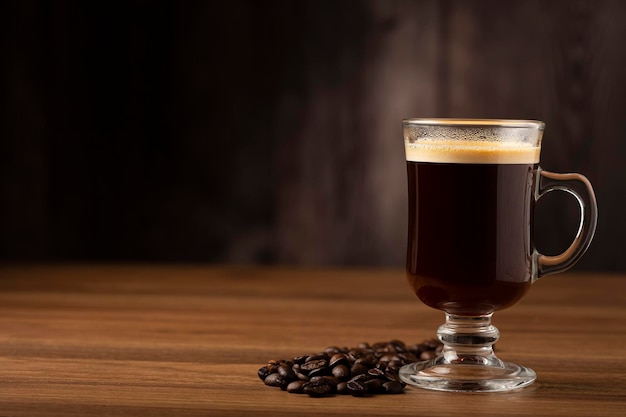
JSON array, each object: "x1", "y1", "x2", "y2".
[{"x1": 258, "y1": 339, "x2": 442, "y2": 397}]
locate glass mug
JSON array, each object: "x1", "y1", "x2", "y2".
[{"x1": 399, "y1": 119, "x2": 597, "y2": 392}]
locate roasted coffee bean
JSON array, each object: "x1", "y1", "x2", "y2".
[
  {"x1": 336, "y1": 381, "x2": 349, "y2": 395},
  {"x1": 300, "y1": 359, "x2": 328, "y2": 374},
  {"x1": 278, "y1": 365, "x2": 297, "y2": 382},
  {"x1": 293, "y1": 355, "x2": 308, "y2": 365},
  {"x1": 407, "y1": 344, "x2": 422, "y2": 356},
  {"x1": 389, "y1": 339, "x2": 407, "y2": 353},
  {"x1": 354, "y1": 355, "x2": 376, "y2": 368},
  {"x1": 367, "y1": 367, "x2": 386, "y2": 379},
  {"x1": 308, "y1": 365, "x2": 330, "y2": 378},
  {"x1": 372, "y1": 341, "x2": 388, "y2": 350},
  {"x1": 264, "y1": 361, "x2": 279, "y2": 374},
  {"x1": 349, "y1": 374, "x2": 371, "y2": 385},
  {"x1": 347, "y1": 349, "x2": 363, "y2": 362},
  {"x1": 323, "y1": 376, "x2": 340, "y2": 389},
  {"x1": 365, "y1": 378, "x2": 384, "y2": 394},
  {"x1": 347, "y1": 379, "x2": 368, "y2": 397},
  {"x1": 286, "y1": 380, "x2": 306, "y2": 394},
  {"x1": 387, "y1": 360, "x2": 401, "y2": 368},
  {"x1": 324, "y1": 346, "x2": 344, "y2": 355},
  {"x1": 264, "y1": 373, "x2": 287, "y2": 389},
  {"x1": 385, "y1": 365, "x2": 399, "y2": 374},
  {"x1": 383, "y1": 381, "x2": 405, "y2": 394},
  {"x1": 329, "y1": 353, "x2": 350, "y2": 368},
  {"x1": 296, "y1": 371, "x2": 309, "y2": 381},
  {"x1": 303, "y1": 380, "x2": 332, "y2": 397},
  {"x1": 378, "y1": 354, "x2": 400, "y2": 364},
  {"x1": 332, "y1": 364, "x2": 350, "y2": 380},
  {"x1": 305, "y1": 353, "x2": 329, "y2": 363},
  {"x1": 258, "y1": 366, "x2": 272, "y2": 381},
  {"x1": 420, "y1": 350, "x2": 437, "y2": 360},
  {"x1": 384, "y1": 371, "x2": 402, "y2": 383},
  {"x1": 399, "y1": 352, "x2": 419, "y2": 363},
  {"x1": 310, "y1": 375, "x2": 340, "y2": 390},
  {"x1": 350, "y1": 363, "x2": 369, "y2": 377}
]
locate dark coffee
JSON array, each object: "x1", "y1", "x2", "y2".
[{"x1": 405, "y1": 141, "x2": 539, "y2": 315}]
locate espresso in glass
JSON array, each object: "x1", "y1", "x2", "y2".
[
  {"x1": 406, "y1": 142, "x2": 540, "y2": 316},
  {"x1": 399, "y1": 119, "x2": 597, "y2": 393}
]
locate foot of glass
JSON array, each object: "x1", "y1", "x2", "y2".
[{"x1": 399, "y1": 313, "x2": 536, "y2": 392}]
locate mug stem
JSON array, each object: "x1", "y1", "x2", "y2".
[{"x1": 437, "y1": 313, "x2": 502, "y2": 367}]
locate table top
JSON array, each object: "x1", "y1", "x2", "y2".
[{"x1": 0, "y1": 265, "x2": 624, "y2": 416}]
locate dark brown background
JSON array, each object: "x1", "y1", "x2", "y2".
[{"x1": 1, "y1": 0, "x2": 625, "y2": 270}]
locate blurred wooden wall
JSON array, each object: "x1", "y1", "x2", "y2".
[{"x1": 1, "y1": 0, "x2": 625, "y2": 270}]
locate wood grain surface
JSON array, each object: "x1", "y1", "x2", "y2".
[{"x1": 0, "y1": 265, "x2": 624, "y2": 416}]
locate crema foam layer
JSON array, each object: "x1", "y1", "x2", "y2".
[{"x1": 405, "y1": 139, "x2": 540, "y2": 164}]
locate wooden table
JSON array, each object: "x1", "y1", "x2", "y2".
[{"x1": 0, "y1": 265, "x2": 624, "y2": 416}]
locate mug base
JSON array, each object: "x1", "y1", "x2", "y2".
[{"x1": 399, "y1": 359, "x2": 536, "y2": 392}]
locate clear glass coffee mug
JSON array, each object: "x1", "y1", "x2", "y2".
[{"x1": 399, "y1": 119, "x2": 597, "y2": 392}]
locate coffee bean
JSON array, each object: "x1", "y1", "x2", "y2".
[
  {"x1": 372, "y1": 341, "x2": 388, "y2": 350},
  {"x1": 324, "y1": 346, "x2": 344, "y2": 355},
  {"x1": 332, "y1": 364, "x2": 349, "y2": 380},
  {"x1": 384, "y1": 370, "x2": 402, "y2": 383},
  {"x1": 258, "y1": 366, "x2": 271, "y2": 381},
  {"x1": 350, "y1": 363, "x2": 369, "y2": 377},
  {"x1": 303, "y1": 380, "x2": 332, "y2": 397},
  {"x1": 399, "y1": 352, "x2": 419, "y2": 363},
  {"x1": 347, "y1": 349, "x2": 364, "y2": 362},
  {"x1": 278, "y1": 364, "x2": 297, "y2": 381},
  {"x1": 389, "y1": 339, "x2": 407, "y2": 353},
  {"x1": 264, "y1": 362, "x2": 279, "y2": 374},
  {"x1": 387, "y1": 360, "x2": 401, "y2": 368},
  {"x1": 347, "y1": 379, "x2": 368, "y2": 397},
  {"x1": 336, "y1": 381, "x2": 349, "y2": 395},
  {"x1": 324, "y1": 376, "x2": 340, "y2": 389},
  {"x1": 300, "y1": 359, "x2": 328, "y2": 374},
  {"x1": 308, "y1": 366, "x2": 330, "y2": 378},
  {"x1": 264, "y1": 373, "x2": 287, "y2": 389},
  {"x1": 420, "y1": 350, "x2": 437, "y2": 360},
  {"x1": 329, "y1": 353, "x2": 350, "y2": 368},
  {"x1": 293, "y1": 355, "x2": 308, "y2": 365},
  {"x1": 383, "y1": 381, "x2": 405, "y2": 394},
  {"x1": 305, "y1": 353, "x2": 329, "y2": 363},
  {"x1": 295, "y1": 371, "x2": 309, "y2": 381},
  {"x1": 354, "y1": 355, "x2": 376, "y2": 368},
  {"x1": 350, "y1": 373, "x2": 371, "y2": 382},
  {"x1": 286, "y1": 380, "x2": 306, "y2": 394},
  {"x1": 367, "y1": 367, "x2": 386, "y2": 379},
  {"x1": 365, "y1": 378, "x2": 384, "y2": 394},
  {"x1": 378, "y1": 354, "x2": 400, "y2": 364}
]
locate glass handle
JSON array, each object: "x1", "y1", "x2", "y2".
[{"x1": 534, "y1": 168, "x2": 598, "y2": 279}]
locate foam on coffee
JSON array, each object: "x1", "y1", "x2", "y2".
[{"x1": 405, "y1": 139, "x2": 540, "y2": 164}]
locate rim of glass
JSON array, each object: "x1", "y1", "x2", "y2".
[{"x1": 402, "y1": 118, "x2": 544, "y2": 130}]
